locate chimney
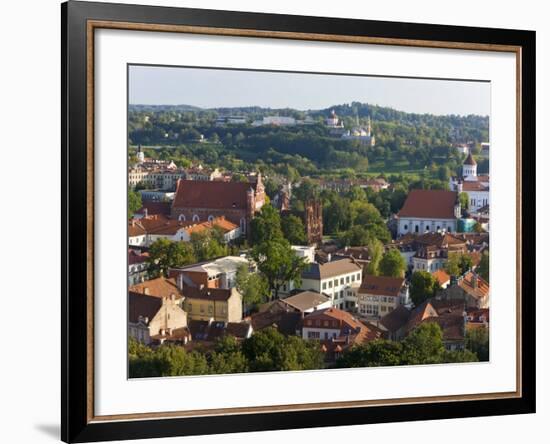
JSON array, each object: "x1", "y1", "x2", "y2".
[
  {"x1": 143, "y1": 207, "x2": 148, "y2": 218},
  {"x1": 170, "y1": 293, "x2": 175, "y2": 302},
  {"x1": 143, "y1": 287, "x2": 149, "y2": 295}
]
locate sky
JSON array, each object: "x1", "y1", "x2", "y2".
[{"x1": 129, "y1": 65, "x2": 490, "y2": 116}]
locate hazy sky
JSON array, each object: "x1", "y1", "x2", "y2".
[{"x1": 129, "y1": 65, "x2": 490, "y2": 116}]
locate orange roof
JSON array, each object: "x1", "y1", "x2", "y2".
[
  {"x1": 432, "y1": 269, "x2": 451, "y2": 286},
  {"x1": 129, "y1": 277, "x2": 181, "y2": 299},
  {"x1": 398, "y1": 190, "x2": 458, "y2": 219},
  {"x1": 458, "y1": 272, "x2": 489, "y2": 300}
]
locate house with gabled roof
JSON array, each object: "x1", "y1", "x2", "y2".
[{"x1": 397, "y1": 189, "x2": 460, "y2": 236}]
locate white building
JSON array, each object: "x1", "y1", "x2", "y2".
[
  {"x1": 291, "y1": 245, "x2": 316, "y2": 264},
  {"x1": 449, "y1": 152, "x2": 490, "y2": 212},
  {"x1": 396, "y1": 189, "x2": 460, "y2": 236},
  {"x1": 297, "y1": 259, "x2": 363, "y2": 308},
  {"x1": 171, "y1": 256, "x2": 251, "y2": 290}
]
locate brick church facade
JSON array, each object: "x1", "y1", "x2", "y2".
[{"x1": 171, "y1": 175, "x2": 266, "y2": 236}]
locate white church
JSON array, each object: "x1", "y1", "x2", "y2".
[{"x1": 449, "y1": 151, "x2": 490, "y2": 212}]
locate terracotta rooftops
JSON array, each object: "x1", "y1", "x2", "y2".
[
  {"x1": 398, "y1": 189, "x2": 458, "y2": 219},
  {"x1": 129, "y1": 277, "x2": 181, "y2": 300},
  {"x1": 172, "y1": 179, "x2": 258, "y2": 210},
  {"x1": 359, "y1": 275, "x2": 405, "y2": 297},
  {"x1": 302, "y1": 258, "x2": 362, "y2": 280},
  {"x1": 458, "y1": 272, "x2": 489, "y2": 300},
  {"x1": 135, "y1": 201, "x2": 171, "y2": 217},
  {"x1": 128, "y1": 292, "x2": 162, "y2": 324},
  {"x1": 432, "y1": 269, "x2": 451, "y2": 286}
]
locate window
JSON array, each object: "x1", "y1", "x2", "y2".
[
  {"x1": 329, "y1": 281, "x2": 333, "y2": 288},
  {"x1": 346, "y1": 276, "x2": 350, "y2": 284},
  {"x1": 193, "y1": 214, "x2": 200, "y2": 222},
  {"x1": 404, "y1": 224, "x2": 408, "y2": 230},
  {"x1": 351, "y1": 275, "x2": 355, "y2": 282},
  {"x1": 340, "y1": 278, "x2": 344, "y2": 285},
  {"x1": 357, "y1": 273, "x2": 361, "y2": 280},
  {"x1": 178, "y1": 214, "x2": 186, "y2": 221},
  {"x1": 322, "y1": 282, "x2": 327, "y2": 290},
  {"x1": 208, "y1": 306, "x2": 213, "y2": 314},
  {"x1": 340, "y1": 290, "x2": 344, "y2": 299},
  {"x1": 208, "y1": 215, "x2": 214, "y2": 222},
  {"x1": 308, "y1": 331, "x2": 320, "y2": 339},
  {"x1": 334, "y1": 279, "x2": 338, "y2": 287},
  {"x1": 415, "y1": 225, "x2": 419, "y2": 233},
  {"x1": 200, "y1": 305, "x2": 205, "y2": 313}
]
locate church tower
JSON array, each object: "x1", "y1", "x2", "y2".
[{"x1": 462, "y1": 151, "x2": 477, "y2": 179}]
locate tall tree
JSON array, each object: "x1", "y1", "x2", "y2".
[
  {"x1": 379, "y1": 249, "x2": 407, "y2": 278},
  {"x1": 147, "y1": 238, "x2": 196, "y2": 277},
  {"x1": 249, "y1": 204, "x2": 283, "y2": 245},
  {"x1": 235, "y1": 263, "x2": 270, "y2": 309},
  {"x1": 251, "y1": 239, "x2": 307, "y2": 299},
  {"x1": 281, "y1": 214, "x2": 307, "y2": 245},
  {"x1": 410, "y1": 271, "x2": 439, "y2": 306},
  {"x1": 477, "y1": 251, "x2": 490, "y2": 282},
  {"x1": 365, "y1": 238, "x2": 384, "y2": 276},
  {"x1": 128, "y1": 188, "x2": 142, "y2": 218},
  {"x1": 190, "y1": 229, "x2": 228, "y2": 262}
]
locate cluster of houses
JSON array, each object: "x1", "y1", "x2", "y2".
[{"x1": 127, "y1": 148, "x2": 489, "y2": 365}]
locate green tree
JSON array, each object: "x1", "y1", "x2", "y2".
[
  {"x1": 128, "y1": 188, "x2": 142, "y2": 217},
  {"x1": 365, "y1": 238, "x2": 384, "y2": 276},
  {"x1": 249, "y1": 204, "x2": 284, "y2": 245},
  {"x1": 147, "y1": 238, "x2": 196, "y2": 277},
  {"x1": 445, "y1": 252, "x2": 473, "y2": 277},
  {"x1": 458, "y1": 191, "x2": 469, "y2": 211},
  {"x1": 336, "y1": 339, "x2": 403, "y2": 368},
  {"x1": 340, "y1": 225, "x2": 371, "y2": 247},
  {"x1": 281, "y1": 214, "x2": 307, "y2": 245},
  {"x1": 235, "y1": 263, "x2": 270, "y2": 309},
  {"x1": 251, "y1": 239, "x2": 307, "y2": 299},
  {"x1": 410, "y1": 271, "x2": 439, "y2": 306},
  {"x1": 190, "y1": 229, "x2": 228, "y2": 262},
  {"x1": 465, "y1": 327, "x2": 489, "y2": 361},
  {"x1": 477, "y1": 251, "x2": 489, "y2": 282},
  {"x1": 379, "y1": 249, "x2": 407, "y2": 278},
  {"x1": 241, "y1": 327, "x2": 323, "y2": 372},
  {"x1": 401, "y1": 322, "x2": 445, "y2": 365},
  {"x1": 208, "y1": 336, "x2": 248, "y2": 374},
  {"x1": 442, "y1": 349, "x2": 479, "y2": 363}
]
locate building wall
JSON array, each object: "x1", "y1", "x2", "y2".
[
  {"x1": 147, "y1": 297, "x2": 188, "y2": 337},
  {"x1": 226, "y1": 289, "x2": 243, "y2": 322},
  {"x1": 398, "y1": 217, "x2": 457, "y2": 236},
  {"x1": 357, "y1": 293, "x2": 400, "y2": 317},
  {"x1": 302, "y1": 327, "x2": 341, "y2": 341}
]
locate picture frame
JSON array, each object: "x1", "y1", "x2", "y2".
[{"x1": 61, "y1": 1, "x2": 536, "y2": 442}]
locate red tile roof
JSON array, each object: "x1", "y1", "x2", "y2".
[
  {"x1": 359, "y1": 275, "x2": 405, "y2": 297},
  {"x1": 136, "y1": 201, "x2": 171, "y2": 217},
  {"x1": 432, "y1": 269, "x2": 451, "y2": 286},
  {"x1": 398, "y1": 189, "x2": 458, "y2": 219},
  {"x1": 458, "y1": 272, "x2": 489, "y2": 300},
  {"x1": 172, "y1": 179, "x2": 256, "y2": 210},
  {"x1": 129, "y1": 277, "x2": 181, "y2": 299}
]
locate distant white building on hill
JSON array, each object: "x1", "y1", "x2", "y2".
[{"x1": 449, "y1": 152, "x2": 490, "y2": 212}]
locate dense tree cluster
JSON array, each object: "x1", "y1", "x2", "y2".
[
  {"x1": 129, "y1": 327, "x2": 324, "y2": 378},
  {"x1": 128, "y1": 102, "x2": 488, "y2": 180},
  {"x1": 336, "y1": 323, "x2": 478, "y2": 368}
]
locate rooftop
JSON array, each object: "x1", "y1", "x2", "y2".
[
  {"x1": 398, "y1": 189, "x2": 458, "y2": 220},
  {"x1": 280, "y1": 291, "x2": 330, "y2": 312},
  {"x1": 302, "y1": 258, "x2": 362, "y2": 280},
  {"x1": 359, "y1": 275, "x2": 405, "y2": 297},
  {"x1": 172, "y1": 179, "x2": 259, "y2": 210}
]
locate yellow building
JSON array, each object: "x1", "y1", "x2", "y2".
[{"x1": 182, "y1": 287, "x2": 243, "y2": 323}]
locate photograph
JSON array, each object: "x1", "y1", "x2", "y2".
[{"x1": 126, "y1": 65, "x2": 491, "y2": 378}]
